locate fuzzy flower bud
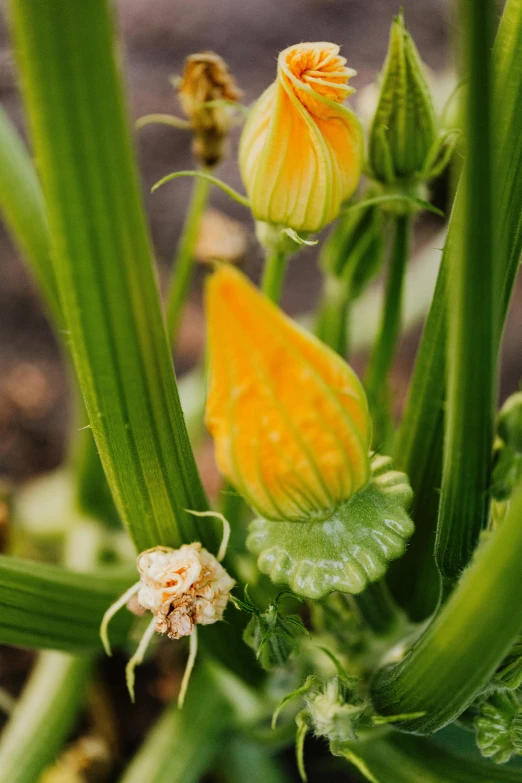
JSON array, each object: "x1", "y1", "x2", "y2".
[
  {"x1": 239, "y1": 42, "x2": 363, "y2": 232},
  {"x1": 177, "y1": 51, "x2": 242, "y2": 167},
  {"x1": 368, "y1": 12, "x2": 438, "y2": 185},
  {"x1": 205, "y1": 266, "x2": 371, "y2": 523},
  {"x1": 135, "y1": 544, "x2": 235, "y2": 639},
  {"x1": 306, "y1": 678, "x2": 365, "y2": 742}
]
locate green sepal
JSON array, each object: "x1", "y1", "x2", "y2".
[
  {"x1": 494, "y1": 638, "x2": 522, "y2": 690},
  {"x1": 234, "y1": 588, "x2": 310, "y2": 671},
  {"x1": 247, "y1": 455, "x2": 414, "y2": 599},
  {"x1": 320, "y1": 195, "x2": 385, "y2": 296},
  {"x1": 368, "y1": 10, "x2": 438, "y2": 185},
  {"x1": 474, "y1": 692, "x2": 522, "y2": 764}
]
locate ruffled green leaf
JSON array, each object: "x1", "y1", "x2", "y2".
[{"x1": 247, "y1": 455, "x2": 413, "y2": 599}]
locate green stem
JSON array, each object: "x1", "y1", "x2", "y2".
[
  {"x1": 166, "y1": 172, "x2": 210, "y2": 344},
  {"x1": 353, "y1": 582, "x2": 403, "y2": 637},
  {"x1": 0, "y1": 652, "x2": 91, "y2": 783},
  {"x1": 435, "y1": 0, "x2": 496, "y2": 589},
  {"x1": 261, "y1": 248, "x2": 289, "y2": 303},
  {"x1": 389, "y1": 0, "x2": 522, "y2": 620},
  {"x1": 315, "y1": 276, "x2": 350, "y2": 357},
  {"x1": 371, "y1": 483, "x2": 522, "y2": 734},
  {"x1": 120, "y1": 663, "x2": 230, "y2": 783},
  {"x1": 365, "y1": 215, "x2": 410, "y2": 444},
  {"x1": 334, "y1": 732, "x2": 522, "y2": 782},
  {"x1": 10, "y1": 0, "x2": 213, "y2": 552}
]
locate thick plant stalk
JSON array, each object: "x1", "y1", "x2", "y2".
[
  {"x1": 372, "y1": 484, "x2": 522, "y2": 733},
  {"x1": 0, "y1": 652, "x2": 90, "y2": 783},
  {"x1": 0, "y1": 107, "x2": 121, "y2": 530},
  {"x1": 9, "y1": 0, "x2": 216, "y2": 553},
  {"x1": 391, "y1": 0, "x2": 522, "y2": 618},
  {"x1": 435, "y1": 0, "x2": 496, "y2": 590},
  {"x1": 335, "y1": 732, "x2": 522, "y2": 782},
  {"x1": 166, "y1": 173, "x2": 211, "y2": 344}
]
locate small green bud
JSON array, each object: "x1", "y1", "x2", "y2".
[
  {"x1": 320, "y1": 199, "x2": 385, "y2": 298},
  {"x1": 234, "y1": 588, "x2": 309, "y2": 671},
  {"x1": 491, "y1": 392, "x2": 522, "y2": 502},
  {"x1": 475, "y1": 692, "x2": 522, "y2": 764},
  {"x1": 498, "y1": 392, "x2": 522, "y2": 454},
  {"x1": 306, "y1": 678, "x2": 366, "y2": 743},
  {"x1": 368, "y1": 11, "x2": 438, "y2": 186}
]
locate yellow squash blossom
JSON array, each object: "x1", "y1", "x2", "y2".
[
  {"x1": 239, "y1": 42, "x2": 363, "y2": 233},
  {"x1": 205, "y1": 266, "x2": 371, "y2": 522}
]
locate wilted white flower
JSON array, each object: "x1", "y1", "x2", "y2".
[{"x1": 134, "y1": 544, "x2": 235, "y2": 640}]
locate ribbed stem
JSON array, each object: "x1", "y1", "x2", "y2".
[
  {"x1": 372, "y1": 483, "x2": 522, "y2": 734},
  {"x1": 390, "y1": 0, "x2": 522, "y2": 619},
  {"x1": 435, "y1": 0, "x2": 496, "y2": 589},
  {"x1": 353, "y1": 581, "x2": 403, "y2": 637},
  {"x1": 166, "y1": 172, "x2": 210, "y2": 344}
]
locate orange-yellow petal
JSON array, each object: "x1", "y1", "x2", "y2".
[
  {"x1": 239, "y1": 42, "x2": 363, "y2": 233},
  {"x1": 205, "y1": 266, "x2": 371, "y2": 522}
]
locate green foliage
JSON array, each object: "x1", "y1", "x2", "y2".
[
  {"x1": 1, "y1": 0, "x2": 522, "y2": 779},
  {"x1": 247, "y1": 455, "x2": 413, "y2": 599},
  {"x1": 474, "y1": 692, "x2": 522, "y2": 764},
  {"x1": 9, "y1": 0, "x2": 214, "y2": 554},
  {"x1": 235, "y1": 588, "x2": 310, "y2": 671},
  {"x1": 0, "y1": 652, "x2": 90, "y2": 783},
  {"x1": 367, "y1": 11, "x2": 439, "y2": 186},
  {"x1": 0, "y1": 555, "x2": 134, "y2": 652}
]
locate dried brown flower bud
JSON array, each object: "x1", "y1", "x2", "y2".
[
  {"x1": 134, "y1": 544, "x2": 235, "y2": 639},
  {"x1": 177, "y1": 51, "x2": 242, "y2": 167}
]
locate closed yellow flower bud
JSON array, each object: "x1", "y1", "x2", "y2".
[
  {"x1": 239, "y1": 43, "x2": 364, "y2": 233},
  {"x1": 205, "y1": 266, "x2": 371, "y2": 523}
]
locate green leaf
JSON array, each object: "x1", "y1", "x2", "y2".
[
  {"x1": 0, "y1": 652, "x2": 90, "y2": 783},
  {"x1": 247, "y1": 455, "x2": 413, "y2": 599},
  {"x1": 9, "y1": 0, "x2": 217, "y2": 553},
  {"x1": 0, "y1": 555, "x2": 133, "y2": 652},
  {"x1": 0, "y1": 106, "x2": 61, "y2": 329}
]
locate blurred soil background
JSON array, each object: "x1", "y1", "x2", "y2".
[{"x1": 0, "y1": 0, "x2": 521, "y2": 779}]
